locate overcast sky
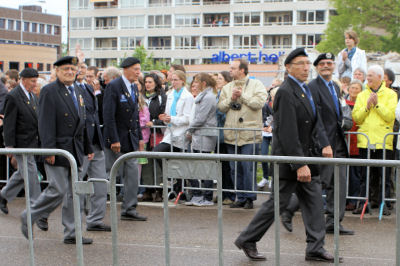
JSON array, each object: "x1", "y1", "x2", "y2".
[{"x1": 0, "y1": 0, "x2": 68, "y2": 42}]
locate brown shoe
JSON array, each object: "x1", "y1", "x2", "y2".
[{"x1": 234, "y1": 239, "x2": 266, "y2": 261}]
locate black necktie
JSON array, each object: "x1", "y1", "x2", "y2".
[
  {"x1": 328, "y1": 82, "x2": 340, "y2": 119},
  {"x1": 68, "y1": 86, "x2": 79, "y2": 112},
  {"x1": 131, "y1": 84, "x2": 136, "y2": 103},
  {"x1": 302, "y1": 84, "x2": 316, "y2": 116}
]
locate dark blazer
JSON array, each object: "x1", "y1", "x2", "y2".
[
  {"x1": 78, "y1": 82, "x2": 104, "y2": 150},
  {"x1": 0, "y1": 81, "x2": 7, "y2": 114},
  {"x1": 38, "y1": 79, "x2": 92, "y2": 167},
  {"x1": 262, "y1": 102, "x2": 273, "y2": 129},
  {"x1": 96, "y1": 88, "x2": 104, "y2": 126},
  {"x1": 3, "y1": 85, "x2": 39, "y2": 148},
  {"x1": 309, "y1": 76, "x2": 348, "y2": 156},
  {"x1": 103, "y1": 76, "x2": 143, "y2": 153},
  {"x1": 272, "y1": 77, "x2": 321, "y2": 180}
]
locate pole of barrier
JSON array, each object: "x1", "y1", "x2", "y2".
[
  {"x1": 162, "y1": 158, "x2": 171, "y2": 266},
  {"x1": 396, "y1": 167, "x2": 400, "y2": 266},
  {"x1": 273, "y1": 162, "x2": 280, "y2": 265},
  {"x1": 109, "y1": 155, "x2": 121, "y2": 266},
  {"x1": 217, "y1": 164, "x2": 223, "y2": 266},
  {"x1": 22, "y1": 155, "x2": 34, "y2": 266},
  {"x1": 334, "y1": 165, "x2": 340, "y2": 266}
]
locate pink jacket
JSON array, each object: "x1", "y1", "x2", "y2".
[{"x1": 139, "y1": 106, "x2": 150, "y2": 143}]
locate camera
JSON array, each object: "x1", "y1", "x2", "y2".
[{"x1": 230, "y1": 102, "x2": 242, "y2": 111}]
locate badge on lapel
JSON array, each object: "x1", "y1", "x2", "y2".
[
  {"x1": 79, "y1": 95, "x2": 84, "y2": 107},
  {"x1": 120, "y1": 94, "x2": 128, "y2": 102},
  {"x1": 301, "y1": 94, "x2": 305, "y2": 98}
]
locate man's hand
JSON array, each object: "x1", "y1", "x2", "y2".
[
  {"x1": 231, "y1": 87, "x2": 242, "y2": 101},
  {"x1": 297, "y1": 165, "x2": 311, "y2": 183},
  {"x1": 45, "y1": 155, "x2": 55, "y2": 165},
  {"x1": 163, "y1": 115, "x2": 171, "y2": 123},
  {"x1": 88, "y1": 153, "x2": 94, "y2": 161},
  {"x1": 139, "y1": 140, "x2": 144, "y2": 151},
  {"x1": 322, "y1": 145, "x2": 333, "y2": 158},
  {"x1": 367, "y1": 93, "x2": 377, "y2": 110},
  {"x1": 342, "y1": 51, "x2": 348, "y2": 61},
  {"x1": 0, "y1": 114, "x2": 3, "y2": 127},
  {"x1": 111, "y1": 142, "x2": 121, "y2": 153}
]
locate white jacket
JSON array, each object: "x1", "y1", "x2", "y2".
[
  {"x1": 162, "y1": 87, "x2": 194, "y2": 149},
  {"x1": 335, "y1": 47, "x2": 367, "y2": 79}
]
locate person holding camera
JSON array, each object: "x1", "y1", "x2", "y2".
[{"x1": 217, "y1": 58, "x2": 267, "y2": 209}]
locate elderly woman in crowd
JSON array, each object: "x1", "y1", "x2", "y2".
[
  {"x1": 336, "y1": 30, "x2": 367, "y2": 80},
  {"x1": 185, "y1": 73, "x2": 218, "y2": 206}
]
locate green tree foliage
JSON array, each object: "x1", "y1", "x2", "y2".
[
  {"x1": 128, "y1": 45, "x2": 169, "y2": 71},
  {"x1": 317, "y1": 0, "x2": 400, "y2": 54}
]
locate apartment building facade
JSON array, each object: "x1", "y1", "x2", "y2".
[
  {"x1": 0, "y1": 5, "x2": 62, "y2": 72},
  {"x1": 69, "y1": 0, "x2": 333, "y2": 68}
]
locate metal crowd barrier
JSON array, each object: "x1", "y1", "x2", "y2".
[
  {"x1": 0, "y1": 148, "x2": 85, "y2": 266},
  {"x1": 109, "y1": 151, "x2": 400, "y2": 266}
]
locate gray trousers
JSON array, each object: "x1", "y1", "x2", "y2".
[
  {"x1": 1, "y1": 155, "x2": 40, "y2": 204},
  {"x1": 79, "y1": 145, "x2": 107, "y2": 226},
  {"x1": 105, "y1": 148, "x2": 138, "y2": 214},
  {"x1": 236, "y1": 177, "x2": 326, "y2": 255},
  {"x1": 28, "y1": 164, "x2": 81, "y2": 239}
]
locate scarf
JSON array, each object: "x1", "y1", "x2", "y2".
[
  {"x1": 170, "y1": 87, "x2": 184, "y2": 116},
  {"x1": 346, "y1": 47, "x2": 356, "y2": 61}
]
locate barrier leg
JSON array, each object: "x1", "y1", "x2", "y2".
[
  {"x1": 334, "y1": 165, "x2": 340, "y2": 266},
  {"x1": 162, "y1": 159, "x2": 170, "y2": 266},
  {"x1": 71, "y1": 164, "x2": 84, "y2": 266},
  {"x1": 110, "y1": 162, "x2": 120, "y2": 266},
  {"x1": 22, "y1": 155, "x2": 35, "y2": 266},
  {"x1": 218, "y1": 177, "x2": 223, "y2": 266},
  {"x1": 273, "y1": 163, "x2": 280, "y2": 265},
  {"x1": 396, "y1": 167, "x2": 400, "y2": 266}
]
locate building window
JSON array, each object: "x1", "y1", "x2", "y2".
[
  {"x1": 31, "y1": 23, "x2": 37, "y2": 33},
  {"x1": 46, "y1": 24, "x2": 52, "y2": 34},
  {"x1": 70, "y1": 38, "x2": 92, "y2": 50},
  {"x1": 9, "y1": 62, "x2": 19, "y2": 70},
  {"x1": 148, "y1": 0, "x2": 171, "y2": 7},
  {"x1": 54, "y1": 26, "x2": 60, "y2": 35},
  {"x1": 71, "y1": 17, "x2": 92, "y2": 30},
  {"x1": 263, "y1": 34, "x2": 292, "y2": 49},
  {"x1": 0, "y1": 61, "x2": 3, "y2": 72},
  {"x1": 95, "y1": 38, "x2": 117, "y2": 50},
  {"x1": 296, "y1": 34, "x2": 322, "y2": 48},
  {"x1": 233, "y1": 35, "x2": 259, "y2": 49},
  {"x1": 120, "y1": 36, "x2": 143, "y2": 49},
  {"x1": 37, "y1": 63, "x2": 44, "y2": 71},
  {"x1": 39, "y1": 24, "x2": 45, "y2": 33},
  {"x1": 148, "y1": 15, "x2": 171, "y2": 28},
  {"x1": 204, "y1": 13, "x2": 230, "y2": 27},
  {"x1": 203, "y1": 36, "x2": 229, "y2": 49},
  {"x1": 120, "y1": 0, "x2": 145, "y2": 7},
  {"x1": 234, "y1": 0, "x2": 260, "y2": 2},
  {"x1": 120, "y1": 15, "x2": 145, "y2": 29},
  {"x1": 175, "y1": 14, "x2": 200, "y2": 28},
  {"x1": 0, "y1": 19, "x2": 5, "y2": 29},
  {"x1": 234, "y1": 12, "x2": 261, "y2": 26},
  {"x1": 297, "y1": 10, "x2": 325, "y2": 24},
  {"x1": 24, "y1": 22, "x2": 29, "y2": 32},
  {"x1": 25, "y1": 62, "x2": 33, "y2": 68},
  {"x1": 95, "y1": 17, "x2": 117, "y2": 30},
  {"x1": 175, "y1": 36, "x2": 200, "y2": 49},
  {"x1": 8, "y1": 20, "x2": 14, "y2": 30},
  {"x1": 70, "y1": 0, "x2": 90, "y2": 9},
  {"x1": 148, "y1": 37, "x2": 171, "y2": 50},
  {"x1": 264, "y1": 11, "x2": 292, "y2": 25},
  {"x1": 176, "y1": 0, "x2": 200, "y2": 5},
  {"x1": 47, "y1": 63, "x2": 51, "y2": 71}
]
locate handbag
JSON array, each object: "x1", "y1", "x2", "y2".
[{"x1": 150, "y1": 132, "x2": 163, "y2": 148}]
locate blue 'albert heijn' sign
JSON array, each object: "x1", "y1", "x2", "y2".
[{"x1": 212, "y1": 51, "x2": 285, "y2": 63}]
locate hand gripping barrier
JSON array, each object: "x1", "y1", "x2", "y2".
[
  {"x1": 109, "y1": 151, "x2": 400, "y2": 266},
  {"x1": 0, "y1": 148, "x2": 86, "y2": 266}
]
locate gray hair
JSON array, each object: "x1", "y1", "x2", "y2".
[
  {"x1": 349, "y1": 79, "x2": 363, "y2": 88},
  {"x1": 353, "y1": 67, "x2": 366, "y2": 78},
  {"x1": 368, "y1": 65, "x2": 384, "y2": 80},
  {"x1": 104, "y1": 66, "x2": 121, "y2": 80}
]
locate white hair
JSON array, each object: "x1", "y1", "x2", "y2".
[{"x1": 368, "y1": 65, "x2": 384, "y2": 80}]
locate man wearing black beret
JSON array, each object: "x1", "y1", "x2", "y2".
[
  {"x1": 103, "y1": 57, "x2": 147, "y2": 221},
  {"x1": 20, "y1": 56, "x2": 95, "y2": 244},
  {"x1": 234, "y1": 48, "x2": 340, "y2": 263},
  {"x1": 1, "y1": 68, "x2": 48, "y2": 230}
]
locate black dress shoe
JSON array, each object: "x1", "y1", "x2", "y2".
[
  {"x1": 281, "y1": 211, "x2": 293, "y2": 232},
  {"x1": 36, "y1": 217, "x2": 48, "y2": 231},
  {"x1": 305, "y1": 251, "x2": 343, "y2": 263},
  {"x1": 87, "y1": 223, "x2": 111, "y2": 232},
  {"x1": 352, "y1": 205, "x2": 369, "y2": 215},
  {"x1": 0, "y1": 195, "x2": 8, "y2": 214},
  {"x1": 121, "y1": 212, "x2": 147, "y2": 221},
  {"x1": 234, "y1": 239, "x2": 266, "y2": 261},
  {"x1": 20, "y1": 214, "x2": 29, "y2": 240},
  {"x1": 326, "y1": 225, "x2": 354, "y2": 235},
  {"x1": 230, "y1": 201, "x2": 246, "y2": 208},
  {"x1": 243, "y1": 200, "x2": 253, "y2": 209},
  {"x1": 64, "y1": 237, "x2": 93, "y2": 245}
]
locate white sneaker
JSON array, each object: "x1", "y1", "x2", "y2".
[
  {"x1": 257, "y1": 178, "x2": 269, "y2": 188},
  {"x1": 194, "y1": 199, "x2": 214, "y2": 207},
  {"x1": 185, "y1": 196, "x2": 203, "y2": 206}
]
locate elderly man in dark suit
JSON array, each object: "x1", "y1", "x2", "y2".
[
  {"x1": 20, "y1": 56, "x2": 94, "y2": 245},
  {"x1": 75, "y1": 63, "x2": 110, "y2": 231},
  {"x1": 234, "y1": 48, "x2": 339, "y2": 263},
  {"x1": 0, "y1": 68, "x2": 48, "y2": 230},
  {"x1": 103, "y1": 57, "x2": 146, "y2": 221},
  {"x1": 281, "y1": 53, "x2": 354, "y2": 236}
]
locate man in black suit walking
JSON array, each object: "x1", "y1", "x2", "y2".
[
  {"x1": 0, "y1": 68, "x2": 48, "y2": 230},
  {"x1": 234, "y1": 48, "x2": 339, "y2": 263},
  {"x1": 103, "y1": 57, "x2": 146, "y2": 221},
  {"x1": 20, "y1": 56, "x2": 94, "y2": 245}
]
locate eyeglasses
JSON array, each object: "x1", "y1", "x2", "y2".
[
  {"x1": 318, "y1": 61, "x2": 334, "y2": 66},
  {"x1": 59, "y1": 66, "x2": 77, "y2": 72},
  {"x1": 291, "y1": 61, "x2": 312, "y2": 66}
]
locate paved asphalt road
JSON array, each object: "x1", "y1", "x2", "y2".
[{"x1": 0, "y1": 195, "x2": 396, "y2": 266}]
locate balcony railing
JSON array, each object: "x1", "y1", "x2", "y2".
[
  {"x1": 264, "y1": 44, "x2": 292, "y2": 49},
  {"x1": 95, "y1": 46, "x2": 118, "y2": 50},
  {"x1": 203, "y1": 45, "x2": 229, "y2": 49},
  {"x1": 263, "y1": 21, "x2": 292, "y2": 26},
  {"x1": 95, "y1": 26, "x2": 117, "y2": 30},
  {"x1": 203, "y1": 0, "x2": 229, "y2": 4},
  {"x1": 148, "y1": 46, "x2": 172, "y2": 50}
]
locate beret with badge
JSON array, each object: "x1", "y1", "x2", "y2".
[
  {"x1": 53, "y1": 56, "x2": 79, "y2": 67},
  {"x1": 313, "y1": 52, "x2": 335, "y2": 66},
  {"x1": 284, "y1": 48, "x2": 308, "y2": 65},
  {"x1": 20, "y1": 68, "x2": 39, "y2": 78},
  {"x1": 120, "y1": 57, "x2": 141, "y2": 68}
]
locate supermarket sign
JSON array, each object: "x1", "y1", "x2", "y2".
[{"x1": 211, "y1": 51, "x2": 285, "y2": 63}]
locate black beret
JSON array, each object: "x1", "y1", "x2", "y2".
[
  {"x1": 120, "y1": 57, "x2": 141, "y2": 68},
  {"x1": 20, "y1": 68, "x2": 39, "y2": 78},
  {"x1": 54, "y1": 56, "x2": 79, "y2": 67},
  {"x1": 313, "y1": 52, "x2": 335, "y2": 66},
  {"x1": 284, "y1": 48, "x2": 308, "y2": 65}
]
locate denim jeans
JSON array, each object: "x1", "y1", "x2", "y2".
[
  {"x1": 261, "y1": 136, "x2": 272, "y2": 179},
  {"x1": 226, "y1": 143, "x2": 259, "y2": 202}
]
